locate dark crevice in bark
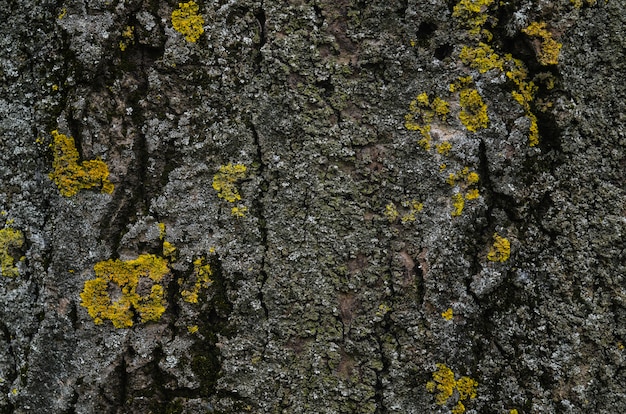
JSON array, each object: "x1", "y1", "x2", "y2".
[
  {"x1": 63, "y1": 388, "x2": 79, "y2": 414},
  {"x1": 250, "y1": 121, "x2": 269, "y2": 320},
  {"x1": 116, "y1": 356, "x2": 129, "y2": 408},
  {"x1": 373, "y1": 330, "x2": 390, "y2": 414},
  {"x1": 189, "y1": 256, "x2": 233, "y2": 399},
  {"x1": 414, "y1": 254, "x2": 425, "y2": 308},
  {"x1": 253, "y1": 4, "x2": 266, "y2": 74}
]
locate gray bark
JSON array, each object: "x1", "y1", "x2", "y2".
[{"x1": 0, "y1": 0, "x2": 625, "y2": 413}]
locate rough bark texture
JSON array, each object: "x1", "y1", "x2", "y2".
[{"x1": 1, "y1": 0, "x2": 625, "y2": 413}]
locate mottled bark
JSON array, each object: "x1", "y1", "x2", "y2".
[{"x1": 0, "y1": 0, "x2": 625, "y2": 413}]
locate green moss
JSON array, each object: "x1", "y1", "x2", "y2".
[
  {"x1": 0, "y1": 227, "x2": 24, "y2": 278},
  {"x1": 80, "y1": 254, "x2": 169, "y2": 328},
  {"x1": 48, "y1": 130, "x2": 114, "y2": 197}
]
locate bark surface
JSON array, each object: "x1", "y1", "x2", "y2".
[{"x1": 0, "y1": 0, "x2": 625, "y2": 413}]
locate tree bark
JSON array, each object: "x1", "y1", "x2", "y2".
[{"x1": 0, "y1": 0, "x2": 625, "y2": 413}]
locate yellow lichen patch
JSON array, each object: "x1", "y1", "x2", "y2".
[
  {"x1": 171, "y1": 1, "x2": 205, "y2": 43},
  {"x1": 58, "y1": 8, "x2": 67, "y2": 19},
  {"x1": 427, "y1": 363, "x2": 478, "y2": 412},
  {"x1": 452, "y1": 0, "x2": 496, "y2": 37},
  {"x1": 465, "y1": 188, "x2": 480, "y2": 200},
  {"x1": 452, "y1": 193, "x2": 465, "y2": 217},
  {"x1": 487, "y1": 233, "x2": 511, "y2": 262},
  {"x1": 506, "y1": 59, "x2": 539, "y2": 146},
  {"x1": 427, "y1": 363, "x2": 456, "y2": 405},
  {"x1": 119, "y1": 25, "x2": 134, "y2": 51},
  {"x1": 405, "y1": 93, "x2": 450, "y2": 151},
  {"x1": 451, "y1": 402, "x2": 466, "y2": 414},
  {"x1": 231, "y1": 205, "x2": 248, "y2": 218},
  {"x1": 181, "y1": 257, "x2": 213, "y2": 304},
  {"x1": 49, "y1": 130, "x2": 114, "y2": 197},
  {"x1": 400, "y1": 200, "x2": 424, "y2": 223},
  {"x1": 448, "y1": 168, "x2": 480, "y2": 202},
  {"x1": 187, "y1": 325, "x2": 199, "y2": 334},
  {"x1": 442, "y1": 308, "x2": 454, "y2": 320},
  {"x1": 523, "y1": 22, "x2": 562, "y2": 66},
  {"x1": 80, "y1": 254, "x2": 169, "y2": 328},
  {"x1": 163, "y1": 241, "x2": 177, "y2": 258},
  {"x1": 449, "y1": 76, "x2": 474, "y2": 93},
  {"x1": 466, "y1": 171, "x2": 479, "y2": 185},
  {"x1": 447, "y1": 173, "x2": 457, "y2": 186},
  {"x1": 509, "y1": 410, "x2": 519, "y2": 414},
  {"x1": 384, "y1": 202, "x2": 399, "y2": 222},
  {"x1": 448, "y1": 168, "x2": 479, "y2": 189},
  {"x1": 527, "y1": 113, "x2": 539, "y2": 147},
  {"x1": 376, "y1": 303, "x2": 391, "y2": 316},
  {"x1": 0, "y1": 228, "x2": 24, "y2": 278},
  {"x1": 571, "y1": 0, "x2": 603, "y2": 7},
  {"x1": 213, "y1": 163, "x2": 247, "y2": 203},
  {"x1": 436, "y1": 141, "x2": 452, "y2": 156},
  {"x1": 459, "y1": 89, "x2": 489, "y2": 132},
  {"x1": 432, "y1": 97, "x2": 451, "y2": 120},
  {"x1": 459, "y1": 42, "x2": 504, "y2": 73}
]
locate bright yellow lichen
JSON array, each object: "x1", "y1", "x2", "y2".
[
  {"x1": 80, "y1": 254, "x2": 169, "y2": 328},
  {"x1": 447, "y1": 168, "x2": 480, "y2": 204},
  {"x1": 436, "y1": 141, "x2": 452, "y2": 156},
  {"x1": 459, "y1": 89, "x2": 489, "y2": 132},
  {"x1": 442, "y1": 308, "x2": 454, "y2": 320},
  {"x1": 449, "y1": 76, "x2": 474, "y2": 93},
  {"x1": 431, "y1": 97, "x2": 451, "y2": 120},
  {"x1": 213, "y1": 163, "x2": 247, "y2": 203},
  {"x1": 452, "y1": 193, "x2": 465, "y2": 217},
  {"x1": 459, "y1": 42, "x2": 504, "y2": 73},
  {"x1": 231, "y1": 205, "x2": 248, "y2": 217},
  {"x1": 487, "y1": 233, "x2": 511, "y2": 262},
  {"x1": 427, "y1": 363, "x2": 478, "y2": 413},
  {"x1": 49, "y1": 130, "x2": 114, "y2": 197},
  {"x1": 163, "y1": 241, "x2": 177, "y2": 258},
  {"x1": 466, "y1": 171, "x2": 479, "y2": 185},
  {"x1": 0, "y1": 228, "x2": 24, "y2": 278},
  {"x1": 427, "y1": 363, "x2": 456, "y2": 405},
  {"x1": 171, "y1": 1, "x2": 205, "y2": 43},
  {"x1": 506, "y1": 58, "x2": 540, "y2": 146},
  {"x1": 405, "y1": 93, "x2": 450, "y2": 151},
  {"x1": 181, "y1": 257, "x2": 213, "y2": 304},
  {"x1": 465, "y1": 188, "x2": 480, "y2": 200},
  {"x1": 522, "y1": 22, "x2": 562, "y2": 66},
  {"x1": 452, "y1": 0, "x2": 496, "y2": 37}
]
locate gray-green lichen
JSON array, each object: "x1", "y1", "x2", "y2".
[{"x1": 0, "y1": 0, "x2": 625, "y2": 413}]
